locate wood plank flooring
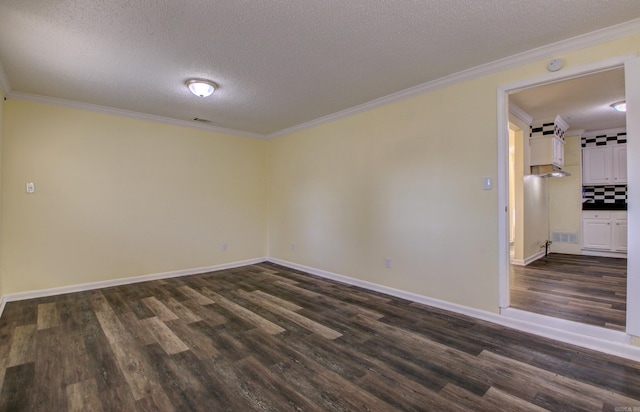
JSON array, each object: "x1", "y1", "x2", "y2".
[
  {"x1": 510, "y1": 253, "x2": 627, "y2": 330},
  {"x1": 1, "y1": 262, "x2": 639, "y2": 411}
]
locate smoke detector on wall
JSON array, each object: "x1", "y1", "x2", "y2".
[{"x1": 547, "y1": 58, "x2": 564, "y2": 72}]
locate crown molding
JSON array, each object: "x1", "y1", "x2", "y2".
[
  {"x1": 567, "y1": 129, "x2": 585, "y2": 137},
  {"x1": 2, "y1": 18, "x2": 640, "y2": 139},
  {"x1": 6, "y1": 91, "x2": 266, "y2": 140},
  {"x1": 267, "y1": 18, "x2": 640, "y2": 139},
  {"x1": 555, "y1": 115, "x2": 570, "y2": 132},
  {"x1": 582, "y1": 126, "x2": 627, "y2": 137},
  {"x1": 509, "y1": 103, "x2": 533, "y2": 125}
]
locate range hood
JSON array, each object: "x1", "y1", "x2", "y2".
[{"x1": 531, "y1": 164, "x2": 571, "y2": 178}]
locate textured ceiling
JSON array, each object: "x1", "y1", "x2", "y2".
[
  {"x1": 0, "y1": 1, "x2": 639, "y2": 136},
  {"x1": 510, "y1": 68, "x2": 627, "y2": 133}
]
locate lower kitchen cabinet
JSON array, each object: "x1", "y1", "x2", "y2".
[
  {"x1": 612, "y1": 215, "x2": 628, "y2": 252},
  {"x1": 582, "y1": 210, "x2": 627, "y2": 255}
]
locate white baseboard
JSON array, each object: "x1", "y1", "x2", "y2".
[
  {"x1": 581, "y1": 249, "x2": 627, "y2": 258},
  {"x1": 0, "y1": 257, "x2": 267, "y2": 317},
  {"x1": 266, "y1": 257, "x2": 500, "y2": 322},
  {"x1": 501, "y1": 307, "x2": 629, "y2": 343},
  {"x1": 2, "y1": 256, "x2": 639, "y2": 361},
  {"x1": 266, "y1": 257, "x2": 640, "y2": 362},
  {"x1": 510, "y1": 250, "x2": 546, "y2": 266}
]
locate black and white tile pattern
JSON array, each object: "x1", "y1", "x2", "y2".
[
  {"x1": 581, "y1": 132, "x2": 627, "y2": 147},
  {"x1": 530, "y1": 121, "x2": 565, "y2": 140},
  {"x1": 582, "y1": 185, "x2": 627, "y2": 204}
]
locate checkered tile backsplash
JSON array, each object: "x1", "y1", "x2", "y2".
[
  {"x1": 582, "y1": 185, "x2": 627, "y2": 204},
  {"x1": 581, "y1": 132, "x2": 627, "y2": 147},
  {"x1": 530, "y1": 122, "x2": 566, "y2": 140}
]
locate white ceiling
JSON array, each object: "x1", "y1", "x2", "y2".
[
  {"x1": 1, "y1": 1, "x2": 640, "y2": 136},
  {"x1": 510, "y1": 68, "x2": 627, "y2": 133}
]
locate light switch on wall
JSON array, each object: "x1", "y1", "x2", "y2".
[
  {"x1": 26, "y1": 182, "x2": 35, "y2": 193},
  {"x1": 482, "y1": 177, "x2": 493, "y2": 190}
]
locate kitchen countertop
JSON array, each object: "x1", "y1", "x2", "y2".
[{"x1": 582, "y1": 202, "x2": 627, "y2": 211}]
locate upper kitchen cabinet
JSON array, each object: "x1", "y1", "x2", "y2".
[
  {"x1": 582, "y1": 143, "x2": 627, "y2": 185},
  {"x1": 530, "y1": 115, "x2": 569, "y2": 170},
  {"x1": 530, "y1": 135, "x2": 565, "y2": 167},
  {"x1": 613, "y1": 144, "x2": 628, "y2": 183},
  {"x1": 583, "y1": 146, "x2": 611, "y2": 184}
]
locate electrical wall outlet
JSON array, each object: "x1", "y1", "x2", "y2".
[
  {"x1": 291, "y1": 243, "x2": 296, "y2": 251},
  {"x1": 385, "y1": 258, "x2": 392, "y2": 268},
  {"x1": 221, "y1": 242, "x2": 227, "y2": 251}
]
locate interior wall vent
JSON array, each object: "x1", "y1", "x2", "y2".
[
  {"x1": 552, "y1": 232, "x2": 578, "y2": 243},
  {"x1": 192, "y1": 117, "x2": 211, "y2": 123}
]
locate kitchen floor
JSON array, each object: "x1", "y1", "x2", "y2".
[{"x1": 510, "y1": 253, "x2": 626, "y2": 331}]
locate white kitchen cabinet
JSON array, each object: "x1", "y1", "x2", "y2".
[
  {"x1": 530, "y1": 136, "x2": 564, "y2": 168},
  {"x1": 582, "y1": 146, "x2": 611, "y2": 184},
  {"x1": 582, "y1": 144, "x2": 627, "y2": 185},
  {"x1": 582, "y1": 212, "x2": 612, "y2": 250},
  {"x1": 613, "y1": 144, "x2": 627, "y2": 183},
  {"x1": 582, "y1": 211, "x2": 627, "y2": 255},
  {"x1": 553, "y1": 136, "x2": 564, "y2": 167},
  {"x1": 613, "y1": 216, "x2": 628, "y2": 252}
]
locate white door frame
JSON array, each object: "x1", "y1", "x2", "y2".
[{"x1": 497, "y1": 54, "x2": 640, "y2": 337}]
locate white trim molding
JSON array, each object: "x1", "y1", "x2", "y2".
[
  {"x1": 510, "y1": 250, "x2": 546, "y2": 266},
  {"x1": 7, "y1": 92, "x2": 265, "y2": 140},
  {"x1": 267, "y1": 19, "x2": 640, "y2": 139},
  {"x1": 0, "y1": 257, "x2": 266, "y2": 317},
  {"x1": 509, "y1": 103, "x2": 533, "y2": 126},
  {"x1": 582, "y1": 126, "x2": 627, "y2": 138},
  {"x1": 1, "y1": 256, "x2": 639, "y2": 361},
  {"x1": 501, "y1": 307, "x2": 630, "y2": 344},
  {"x1": 497, "y1": 53, "x2": 639, "y2": 354},
  {"x1": 2, "y1": 20, "x2": 640, "y2": 140},
  {"x1": 267, "y1": 258, "x2": 640, "y2": 361},
  {"x1": 581, "y1": 250, "x2": 628, "y2": 259}
]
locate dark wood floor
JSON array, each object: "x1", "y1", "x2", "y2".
[
  {"x1": 1, "y1": 263, "x2": 639, "y2": 411},
  {"x1": 510, "y1": 253, "x2": 627, "y2": 331}
]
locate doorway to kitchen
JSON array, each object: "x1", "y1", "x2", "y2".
[{"x1": 497, "y1": 55, "x2": 640, "y2": 343}]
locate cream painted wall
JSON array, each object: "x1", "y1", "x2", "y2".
[
  {"x1": 522, "y1": 176, "x2": 549, "y2": 258},
  {"x1": 268, "y1": 33, "x2": 640, "y2": 313},
  {"x1": 509, "y1": 115, "x2": 530, "y2": 262},
  {"x1": 508, "y1": 129, "x2": 515, "y2": 244},
  {"x1": 2, "y1": 100, "x2": 267, "y2": 294},
  {"x1": 549, "y1": 134, "x2": 582, "y2": 255},
  {"x1": 268, "y1": 82, "x2": 501, "y2": 312},
  {"x1": 1, "y1": 32, "x2": 638, "y2": 316}
]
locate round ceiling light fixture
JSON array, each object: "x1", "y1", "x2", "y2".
[
  {"x1": 611, "y1": 101, "x2": 626, "y2": 113},
  {"x1": 185, "y1": 79, "x2": 218, "y2": 97}
]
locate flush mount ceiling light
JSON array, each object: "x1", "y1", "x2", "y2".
[
  {"x1": 611, "y1": 101, "x2": 627, "y2": 112},
  {"x1": 185, "y1": 79, "x2": 218, "y2": 97}
]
